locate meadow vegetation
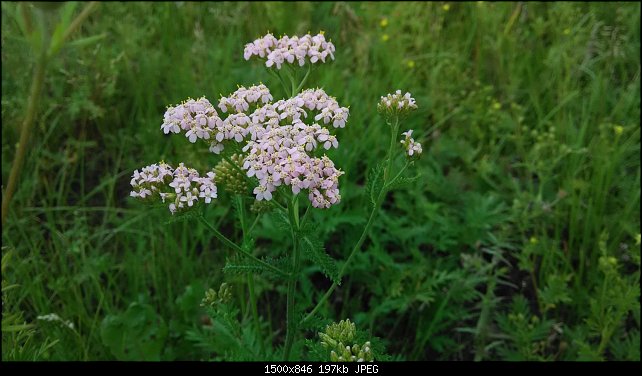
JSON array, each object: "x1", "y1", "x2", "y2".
[{"x1": 2, "y1": 2, "x2": 640, "y2": 361}]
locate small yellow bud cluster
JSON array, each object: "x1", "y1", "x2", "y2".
[
  {"x1": 214, "y1": 154, "x2": 248, "y2": 195},
  {"x1": 250, "y1": 200, "x2": 273, "y2": 214},
  {"x1": 200, "y1": 283, "x2": 232, "y2": 307}
]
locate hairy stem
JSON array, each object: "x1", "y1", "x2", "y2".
[{"x1": 283, "y1": 195, "x2": 301, "y2": 360}]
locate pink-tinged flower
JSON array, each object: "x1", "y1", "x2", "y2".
[
  {"x1": 378, "y1": 90, "x2": 418, "y2": 118},
  {"x1": 332, "y1": 107, "x2": 349, "y2": 128},
  {"x1": 130, "y1": 162, "x2": 218, "y2": 214},
  {"x1": 157, "y1": 84, "x2": 349, "y2": 209},
  {"x1": 400, "y1": 129, "x2": 423, "y2": 158},
  {"x1": 253, "y1": 185, "x2": 272, "y2": 201},
  {"x1": 161, "y1": 97, "x2": 220, "y2": 143},
  {"x1": 244, "y1": 32, "x2": 337, "y2": 70},
  {"x1": 323, "y1": 135, "x2": 339, "y2": 150}
]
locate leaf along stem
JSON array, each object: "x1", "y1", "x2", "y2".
[
  {"x1": 300, "y1": 116, "x2": 402, "y2": 325},
  {"x1": 199, "y1": 215, "x2": 289, "y2": 278}
]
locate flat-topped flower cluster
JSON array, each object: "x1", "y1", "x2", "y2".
[
  {"x1": 134, "y1": 83, "x2": 350, "y2": 210},
  {"x1": 130, "y1": 162, "x2": 217, "y2": 214},
  {"x1": 244, "y1": 32, "x2": 336, "y2": 69}
]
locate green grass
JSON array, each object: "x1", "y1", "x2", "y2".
[{"x1": 2, "y1": 2, "x2": 640, "y2": 361}]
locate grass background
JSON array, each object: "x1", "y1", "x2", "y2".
[{"x1": 2, "y1": 1, "x2": 640, "y2": 361}]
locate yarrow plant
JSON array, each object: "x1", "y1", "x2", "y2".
[{"x1": 129, "y1": 31, "x2": 422, "y2": 361}]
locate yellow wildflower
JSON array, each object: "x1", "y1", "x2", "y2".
[{"x1": 614, "y1": 125, "x2": 624, "y2": 136}]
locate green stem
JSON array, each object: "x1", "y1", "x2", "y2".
[
  {"x1": 300, "y1": 202, "x2": 378, "y2": 324},
  {"x1": 385, "y1": 160, "x2": 411, "y2": 190},
  {"x1": 299, "y1": 200, "x2": 312, "y2": 229},
  {"x1": 301, "y1": 117, "x2": 402, "y2": 325},
  {"x1": 383, "y1": 117, "x2": 400, "y2": 183},
  {"x1": 270, "y1": 198, "x2": 287, "y2": 212},
  {"x1": 2, "y1": 49, "x2": 47, "y2": 226},
  {"x1": 287, "y1": 71, "x2": 297, "y2": 97},
  {"x1": 283, "y1": 196, "x2": 301, "y2": 360},
  {"x1": 249, "y1": 212, "x2": 262, "y2": 234},
  {"x1": 237, "y1": 195, "x2": 265, "y2": 355},
  {"x1": 198, "y1": 215, "x2": 289, "y2": 278},
  {"x1": 268, "y1": 68, "x2": 290, "y2": 98},
  {"x1": 295, "y1": 65, "x2": 312, "y2": 95},
  {"x1": 247, "y1": 272, "x2": 264, "y2": 354}
]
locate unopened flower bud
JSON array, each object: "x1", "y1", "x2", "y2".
[{"x1": 214, "y1": 154, "x2": 249, "y2": 195}]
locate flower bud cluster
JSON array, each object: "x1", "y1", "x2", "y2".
[
  {"x1": 130, "y1": 162, "x2": 217, "y2": 214},
  {"x1": 250, "y1": 200, "x2": 274, "y2": 214},
  {"x1": 213, "y1": 154, "x2": 248, "y2": 195},
  {"x1": 377, "y1": 90, "x2": 418, "y2": 118},
  {"x1": 200, "y1": 283, "x2": 232, "y2": 307},
  {"x1": 319, "y1": 319, "x2": 374, "y2": 362},
  {"x1": 244, "y1": 32, "x2": 336, "y2": 69}
]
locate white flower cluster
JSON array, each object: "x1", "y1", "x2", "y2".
[
  {"x1": 377, "y1": 90, "x2": 418, "y2": 116},
  {"x1": 161, "y1": 85, "x2": 274, "y2": 151},
  {"x1": 157, "y1": 85, "x2": 349, "y2": 208},
  {"x1": 160, "y1": 86, "x2": 348, "y2": 157},
  {"x1": 243, "y1": 32, "x2": 336, "y2": 69},
  {"x1": 243, "y1": 126, "x2": 344, "y2": 208},
  {"x1": 37, "y1": 313, "x2": 75, "y2": 330},
  {"x1": 218, "y1": 84, "x2": 273, "y2": 113},
  {"x1": 400, "y1": 130, "x2": 422, "y2": 158},
  {"x1": 130, "y1": 162, "x2": 217, "y2": 214}
]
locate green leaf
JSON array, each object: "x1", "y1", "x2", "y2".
[
  {"x1": 2, "y1": 323, "x2": 34, "y2": 332},
  {"x1": 50, "y1": 2, "x2": 79, "y2": 54},
  {"x1": 100, "y1": 302, "x2": 168, "y2": 361},
  {"x1": 300, "y1": 235, "x2": 339, "y2": 284},
  {"x1": 365, "y1": 162, "x2": 385, "y2": 208},
  {"x1": 386, "y1": 174, "x2": 421, "y2": 191},
  {"x1": 66, "y1": 33, "x2": 108, "y2": 50},
  {"x1": 223, "y1": 256, "x2": 290, "y2": 280},
  {"x1": 222, "y1": 261, "x2": 265, "y2": 275},
  {"x1": 539, "y1": 274, "x2": 572, "y2": 309},
  {"x1": 269, "y1": 210, "x2": 291, "y2": 233}
]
